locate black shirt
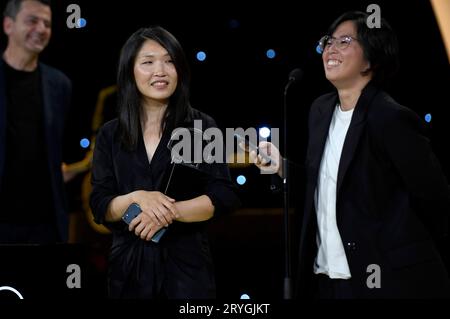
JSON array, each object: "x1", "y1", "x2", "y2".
[
  {"x1": 90, "y1": 109, "x2": 241, "y2": 298},
  {"x1": 0, "y1": 61, "x2": 53, "y2": 223}
]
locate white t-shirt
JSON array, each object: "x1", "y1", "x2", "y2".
[{"x1": 313, "y1": 103, "x2": 353, "y2": 279}]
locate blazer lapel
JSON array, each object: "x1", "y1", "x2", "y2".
[
  {"x1": 308, "y1": 95, "x2": 337, "y2": 179},
  {"x1": 299, "y1": 93, "x2": 337, "y2": 251},
  {"x1": 336, "y1": 83, "x2": 380, "y2": 195},
  {"x1": 0, "y1": 60, "x2": 6, "y2": 180},
  {"x1": 40, "y1": 64, "x2": 54, "y2": 126},
  {"x1": 302, "y1": 93, "x2": 336, "y2": 227}
]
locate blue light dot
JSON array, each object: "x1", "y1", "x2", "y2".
[
  {"x1": 229, "y1": 19, "x2": 240, "y2": 29},
  {"x1": 80, "y1": 138, "x2": 90, "y2": 149},
  {"x1": 77, "y1": 18, "x2": 87, "y2": 28},
  {"x1": 196, "y1": 51, "x2": 206, "y2": 62},
  {"x1": 236, "y1": 175, "x2": 246, "y2": 185},
  {"x1": 266, "y1": 49, "x2": 276, "y2": 59},
  {"x1": 240, "y1": 293, "x2": 250, "y2": 300},
  {"x1": 316, "y1": 44, "x2": 323, "y2": 54},
  {"x1": 259, "y1": 127, "x2": 271, "y2": 139},
  {"x1": 425, "y1": 113, "x2": 432, "y2": 123}
]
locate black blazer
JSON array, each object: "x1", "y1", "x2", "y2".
[
  {"x1": 90, "y1": 109, "x2": 240, "y2": 298},
  {"x1": 296, "y1": 83, "x2": 450, "y2": 298},
  {"x1": 0, "y1": 59, "x2": 72, "y2": 241}
]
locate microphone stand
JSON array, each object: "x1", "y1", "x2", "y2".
[{"x1": 282, "y1": 79, "x2": 294, "y2": 299}]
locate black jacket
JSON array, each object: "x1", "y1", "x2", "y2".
[
  {"x1": 90, "y1": 108, "x2": 240, "y2": 298},
  {"x1": 0, "y1": 59, "x2": 72, "y2": 241},
  {"x1": 296, "y1": 83, "x2": 450, "y2": 298}
]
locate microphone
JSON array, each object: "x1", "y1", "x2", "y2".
[
  {"x1": 283, "y1": 68, "x2": 303, "y2": 154},
  {"x1": 288, "y1": 68, "x2": 303, "y2": 82},
  {"x1": 234, "y1": 133, "x2": 276, "y2": 166},
  {"x1": 285, "y1": 68, "x2": 303, "y2": 94},
  {"x1": 282, "y1": 67, "x2": 302, "y2": 299}
]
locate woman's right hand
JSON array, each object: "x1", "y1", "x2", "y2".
[
  {"x1": 132, "y1": 190, "x2": 179, "y2": 227},
  {"x1": 129, "y1": 212, "x2": 166, "y2": 241},
  {"x1": 248, "y1": 141, "x2": 283, "y2": 176}
]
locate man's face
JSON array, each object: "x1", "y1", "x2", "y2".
[{"x1": 3, "y1": 0, "x2": 52, "y2": 54}]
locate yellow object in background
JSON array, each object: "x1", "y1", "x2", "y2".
[{"x1": 431, "y1": 0, "x2": 450, "y2": 63}]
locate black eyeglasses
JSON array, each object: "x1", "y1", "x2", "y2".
[{"x1": 317, "y1": 35, "x2": 359, "y2": 54}]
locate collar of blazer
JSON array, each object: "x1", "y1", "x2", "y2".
[
  {"x1": 39, "y1": 63, "x2": 55, "y2": 127},
  {"x1": 0, "y1": 59, "x2": 6, "y2": 127},
  {"x1": 0, "y1": 60, "x2": 7, "y2": 183},
  {"x1": 311, "y1": 81, "x2": 381, "y2": 196}
]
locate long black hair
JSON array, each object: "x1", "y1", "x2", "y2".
[
  {"x1": 117, "y1": 26, "x2": 192, "y2": 151},
  {"x1": 327, "y1": 11, "x2": 399, "y2": 87}
]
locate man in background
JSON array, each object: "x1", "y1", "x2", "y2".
[{"x1": 0, "y1": 0, "x2": 72, "y2": 243}]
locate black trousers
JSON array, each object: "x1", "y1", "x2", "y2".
[{"x1": 316, "y1": 274, "x2": 354, "y2": 299}]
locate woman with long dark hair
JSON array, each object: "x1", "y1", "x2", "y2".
[{"x1": 90, "y1": 26, "x2": 239, "y2": 298}]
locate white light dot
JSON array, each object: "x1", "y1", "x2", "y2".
[
  {"x1": 236, "y1": 175, "x2": 246, "y2": 185},
  {"x1": 259, "y1": 127, "x2": 271, "y2": 139}
]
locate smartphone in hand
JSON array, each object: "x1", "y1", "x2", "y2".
[
  {"x1": 121, "y1": 203, "x2": 167, "y2": 243},
  {"x1": 234, "y1": 133, "x2": 274, "y2": 164},
  {"x1": 121, "y1": 203, "x2": 142, "y2": 224}
]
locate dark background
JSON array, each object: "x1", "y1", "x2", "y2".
[
  {"x1": 27, "y1": 0, "x2": 449, "y2": 170},
  {"x1": 1, "y1": 0, "x2": 449, "y2": 299}
]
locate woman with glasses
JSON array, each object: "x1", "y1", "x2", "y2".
[
  {"x1": 90, "y1": 26, "x2": 240, "y2": 298},
  {"x1": 250, "y1": 11, "x2": 450, "y2": 298}
]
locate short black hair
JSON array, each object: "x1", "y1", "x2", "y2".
[
  {"x1": 3, "y1": 0, "x2": 51, "y2": 19},
  {"x1": 327, "y1": 11, "x2": 399, "y2": 87}
]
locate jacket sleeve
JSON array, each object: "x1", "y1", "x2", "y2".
[
  {"x1": 204, "y1": 162, "x2": 241, "y2": 216},
  {"x1": 200, "y1": 114, "x2": 241, "y2": 216},
  {"x1": 89, "y1": 124, "x2": 118, "y2": 225},
  {"x1": 381, "y1": 107, "x2": 450, "y2": 238}
]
